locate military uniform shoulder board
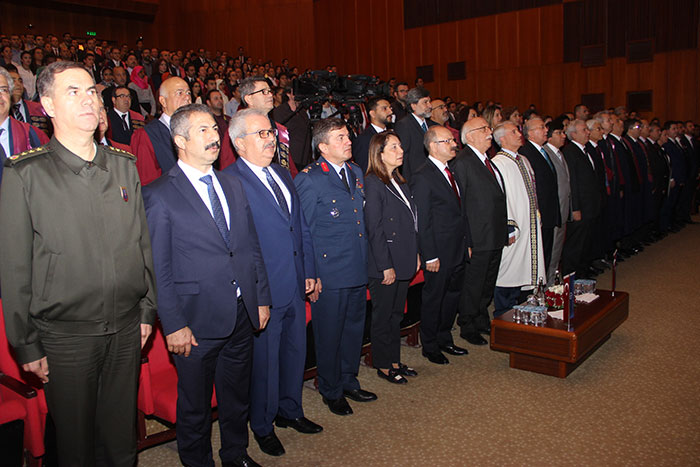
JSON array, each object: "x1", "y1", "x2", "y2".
[
  {"x1": 5, "y1": 145, "x2": 50, "y2": 165},
  {"x1": 103, "y1": 145, "x2": 136, "y2": 160}
]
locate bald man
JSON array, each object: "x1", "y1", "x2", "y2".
[{"x1": 450, "y1": 117, "x2": 508, "y2": 346}]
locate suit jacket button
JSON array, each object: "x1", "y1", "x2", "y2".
[
  {"x1": 389, "y1": 217, "x2": 393, "y2": 221},
  {"x1": 323, "y1": 253, "x2": 327, "y2": 258},
  {"x1": 351, "y1": 197, "x2": 354, "y2": 200},
  {"x1": 354, "y1": 209, "x2": 357, "y2": 213},
  {"x1": 229, "y1": 252, "x2": 233, "y2": 257},
  {"x1": 294, "y1": 251, "x2": 298, "y2": 256},
  {"x1": 359, "y1": 233, "x2": 363, "y2": 237},
  {"x1": 231, "y1": 280, "x2": 235, "y2": 285},
  {"x1": 356, "y1": 220, "x2": 360, "y2": 225},
  {"x1": 290, "y1": 226, "x2": 293, "y2": 231}
]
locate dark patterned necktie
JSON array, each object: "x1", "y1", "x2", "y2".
[
  {"x1": 200, "y1": 175, "x2": 230, "y2": 248},
  {"x1": 13, "y1": 104, "x2": 24, "y2": 122},
  {"x1": 262, "y1": 166, "x2": 290, "y2": 218}
]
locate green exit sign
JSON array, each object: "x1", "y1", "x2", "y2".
[{"x1": 86, "y1": 31, "x2": 97, "y2": 37}]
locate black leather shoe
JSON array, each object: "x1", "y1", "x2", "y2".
[
  {"x1": 322, "y1": 396, "x2": 353, "y2": 415},
  {"x1": 477, "y1": 325, "x2": 491, "y2": 335},
  {"x1": 224, "y1": 453, "x2": 262, "y2": 467},
  {"x1": 343, "y1": 388, "x2": 377, "y2": 402},
  {"x1": 377, "y1": 368, "x2": 407, "y2": 384},
  {"x1": 422, "y1": 350, "x2": 449, "y2": 364},
  {"x1": 254, "y1": 431, "x2": 285, "y2": 457},
  {"x1": 397, "y1": 362, "x2": 418, "y2": 376},
  {"x1": 274, "y1": 415, "x2": 323, "y2": 434},
  {"x1": 461, "y1": 332, "x2": 488, "y2": 345},
  {"x1": 439, "y1": 344, "x2": 469, "y2": 356}
]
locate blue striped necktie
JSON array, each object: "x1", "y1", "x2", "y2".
[
  {"x1": 262, "y1": 166, "x2": 289, "y2": 218},
  {"x1": 200, "y1": 175, "x2": 230, "y2": 248}
]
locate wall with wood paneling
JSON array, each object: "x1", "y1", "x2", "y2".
[{"x1": 2, "y1": 0, "x2": 698, "y2": 122}]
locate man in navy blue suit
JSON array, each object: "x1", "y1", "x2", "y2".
[
  {"x1": 144, "y1": 103, "x2": 270, "y2": 467},
  {"x1": 225, "y1": 109, "x2": 323, "y2": 457},
  {"x1": 295, "y1": 118, "x2": 377, "y2": 416}
]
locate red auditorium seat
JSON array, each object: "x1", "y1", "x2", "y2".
[
  {"x1": 0, "y1": 301, "x2": 48, "y2": 467},
  {"x1": 137, "y1": 319, "x2": 217, "y2": 450}
]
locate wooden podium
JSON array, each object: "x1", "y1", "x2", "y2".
[{"x1": 490, "y1": 290, "x2": 629, "y2": 378}]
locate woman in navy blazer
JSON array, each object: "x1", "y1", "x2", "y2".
[{"x1": 364, "y1": 131, "x2": 420, "y2": 384}]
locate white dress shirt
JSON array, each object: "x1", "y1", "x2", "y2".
[
  {"x1": 159, "y1": 112, "x2": 171, "y2": 131},
  {"x1": 0, "y1": 117, "x2": 10, "y2": 157},
  {"x1": 114, "y1": 108, "x2": 130, "y2": 129},
  {"x1": 239, "y1": 157, "x2": 292, "y2": 213},
  {"x1": 177, "y1": 159, "x2": 230, "y2": 228}
]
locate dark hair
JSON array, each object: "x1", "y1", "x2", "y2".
[
  {"x1": 366, "y1": 131, "x2": 406, "y2": 185},
  {"x1": 114, "y1": 85, "x2": 129, "y2": 94},
  {"x1": 37, "y1": 61, "x2": 88, "y2": 98},
  {"x1": 546, "y1": 120, "x2": 564, "y2": 139},
  {"x1": 204, "y1": 88, "x2": 221, "y2": 103},
  {"x1": 366, "y1": 96, "x2": 389, "y2": 114},
  {"x1": 239, "y1": 76, "x2": 269, "y2": 108},
  {"x1": 624, "y1": 118, "x2": 641, "y2": 132},
  {"x1": 170, "y1": 103, "x2": 214, "y2": 141},
  {"x1": 312, "y1": 118, "x2": 348, "y2": 158}
]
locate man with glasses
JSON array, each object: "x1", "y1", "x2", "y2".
[
  {"x1": 410, "y1": 125, "x2": 471, "y2": 365},
  {"x1": 491, "y1": 122, "x2": 546, "y2": 316},
  {"x1": 107, "y1": 85, "x2": 144, "y2": 145},
  {"x1": 144, "y1": 103, "x2": 270, "y2": 467},
  {"x1": 239, "y1": 77, "x2": 297, "y2": 176},
  {"x1": 225, "y1": 109, "x2": 322, "y2": 457},
  {"x1": 519, "y1": 117, "x2": 561, "y2": 272},
  {"x1": 132, "y1": 77, "x2": 192, "y2": 185},
  {"x1": 450, "y1": 117, "x2": 508, "y2": 346}
]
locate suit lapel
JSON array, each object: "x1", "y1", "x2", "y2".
[
  {"x1": 427, "y1": 160, "x2": 459, "y2": 208},
  {"x1": 237, "y1": 160, "x2": 290, "y2": 222},
  {"x1": 170, "y1": 166, "x2": 228, "y2": 248}
]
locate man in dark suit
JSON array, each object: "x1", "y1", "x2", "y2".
[
  {"x1": 561, "y1": 119, "x2": 602, "y2": 277},
  {"x1": 144, "y1": 104, "x2": 270, "y2": 467},
  {"x1": 352, "y1": 96, "x2": 393, "y2": 172},
  {"x1": 132, "y1": 77, "x2": 192, "y2": 185},
  {"x1": 106, "y1": 85, "x2": 144, "y2": 145},
  {"x1": 450, "y1": 117, "x2": 508, "y2": 346},
  {"x1": 101, "y1": 66, "x2": 140, "y2": 113},
  {"x1": 519, "y1": 117, "x2": 560, "y2": 270},
  {"x1": 395, "y1": 86, "x2": 437, "y2": 181},
  {"x1": 410, "y1": 126, "x2": 471, "y2": 364},
  {"x1": 225, "y1": 109, "x2": 322, "y2": 457},
  {"x1": 390, "y1": 82, "x2": 409, "y2": 122},
  {"x1": 294, "y1": 118, "x2": 376, "y2": 417}
]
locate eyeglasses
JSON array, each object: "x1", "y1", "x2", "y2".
[
  {"x1": 115, "y1": 94, "x2": 131, "y2": 99},
  {"x1": 248, "y1": 87, "x2": 273, "y2": 97},
  {"x1": 434, "y1": 138, "x2": 456, "y2": 144},
  {"x1": 466, "y1": 125, "x2": 490, "y2": 134},
  {"x1": 241, "y1": 128, "x2": 278, "y2": 139}
]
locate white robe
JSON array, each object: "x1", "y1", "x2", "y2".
[{"x1": 492, "y1": 151, "x2": 546, "y2": 289}]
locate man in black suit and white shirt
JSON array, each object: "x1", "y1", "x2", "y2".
[
  {"x1": 395, "y1": 87, "x2": 437, "y2": 181},
  {"x1": 519, "y1": 117, "x2": 560, "y2": 271},
  {"x1": 410, "y1": 126, "x2": 471, "y2": 364},
  {"x1": 352, "y1": 96, "x2": 393, "y2": 173},
  {"x1": 561, "y1": 120, "x2": 602, "y2": 277},
  {"x1": 450, "y1": 117, "x2": 508, "y2": 346}
]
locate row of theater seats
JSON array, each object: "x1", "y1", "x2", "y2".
[{"x1": 0, "y1": 272, "x2": 425, "y2": 462}]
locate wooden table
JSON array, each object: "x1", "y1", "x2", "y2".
[{"x1": 490, "y1": 290, "x2": 629, "y2": 378}]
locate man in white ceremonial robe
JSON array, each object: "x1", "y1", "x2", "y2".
[{"x1": 490, "y1": 122, "x2": 546, "y2": 316}]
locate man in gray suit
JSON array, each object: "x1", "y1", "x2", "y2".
[{"x1": 543, "y1": 120, "x2": 570, "y2": 284}]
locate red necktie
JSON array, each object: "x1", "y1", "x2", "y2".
[
  {"x1": 484, "y1": 157, "x2": 497, "y2": 180},
  {"x1": 444, "y1": 167, "x2": 460, "y2": 205}
]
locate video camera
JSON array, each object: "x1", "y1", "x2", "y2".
[{"x1": 292, "y1": 71, "x2": 391, "y2": 127}]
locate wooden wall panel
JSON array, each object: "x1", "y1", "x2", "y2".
[{"x1": 3, "y1": 0, "x2": 697, "y2": 122}]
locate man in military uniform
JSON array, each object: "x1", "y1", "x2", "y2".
[
  {"x1": 0, "y1": 61, "x2": 157, "y2": 466},
  {"x1": 294, "y1": 118, "x2": 376, "y2": 416}
]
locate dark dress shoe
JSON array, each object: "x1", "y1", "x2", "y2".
[
  {"x1": 274, "y1": 415, "x2": 323, "y2": 434},
  {"x1": 461, "y1": 332, "x2": 488, "y2": 345},
  {"x1": 343, "y1": 388, "x2": 377, "y2": 402},
  {"x1": 224, "y1": 453, "x2": 262, "y2": 467},
  {"x1": 477, "y1": 325, "x2": 491, "y2": 335},
  {"x1": 422, "y1": 350, "x2": 449, "y2": 364},
  {"x1": 254, "y1": 431, "x2": 285, "y2": 456},
  {"x1": 439, "y1": 344, "x2": 469, "y2": 356},
  {"x1": 397, "y1": 362, "x2": 418, "y2": 376},
  {"x1": 377, "y1": 368, "x2": 407, "y2": 384},
  {"x1": 322, "y1": 396, "x2": 353, "y2": 415}
]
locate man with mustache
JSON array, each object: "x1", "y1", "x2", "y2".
[
  {"x1": 450, "y1": 117, "x2": 508, "y2": 346},
  {"x1": 225, "y1": 109, "x2": 322, "y2": 457},
  {"x1": 144, "y1": 103, "x2": 270, "y2": 467},
  {"x1": 0, "y1": 61, "x2": 157, "y2": 466}
]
